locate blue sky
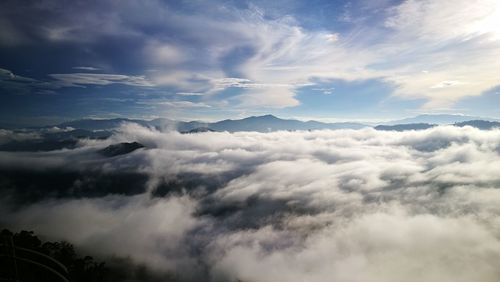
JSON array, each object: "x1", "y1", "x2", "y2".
[{"x1": 1, "y1": 0, "x2": 499, "y2": 126}]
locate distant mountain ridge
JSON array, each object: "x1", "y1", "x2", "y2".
[
  {"x1": 181, "y1": 127, "x2": 217, "y2": 134},
  {"x1": 54, "y1": 115, "x2": 368, "y2": 132},
  {"x1": 454, "y1": 120, "x2": 500, "y2": 130},
  {"x1": 2, "y1": 115, "x2": 500, "y2": 153},
  {"x1": 386, "y1": 114, "x2": 500, "y2": 125},
  {"x1": 26, "y1": 114, "x2": 500, "y2": 134},
  {"x1": 374, "y1": 120, "x2": 500, "y2": 131},
  {"x1": 375, "y1": 123, "x2": 436, "y2": 131}
]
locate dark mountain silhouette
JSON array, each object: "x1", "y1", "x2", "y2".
[
  {"x1": 0, "y1": 139, "x2": 78, "y2": 152},
  {"x1": 0, "y1": 129, "x2": 112, "y2": 152},
  {"x1": 175, "y1": 121, "x2": 209, "y2": 132},
  {"x1": 4, "y1": 114, "x2": 499, "y2": 132},
  {"x1": 375, "y1": 123, "x2": 436, "y2": 131},
  {"x1": 209, "y1": 115, "x2": 366, "y2": 132},
  {"x1": 43, "y1": 129, "x2": 111, "y2": 140},
  {"x1": 454, "y1": 120, "x2": 500, "y2": 129},
  {"x1": 146, "y1": 118, "x2": 175, "y2": 127},
  {"x1": 181, "y1": 127, "x2": 217, "y2": 134},
  {"x1": 50, "y1": 115, "x2": 366, "y2": 132},
  {"x1": 98, "y1": 142, "x2": 144, "y2": 157},
  {"x1": 6, "y1": 115, "x2": 500, "y2": 138}
]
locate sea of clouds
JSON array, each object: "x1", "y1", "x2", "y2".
[{"x1": 1, "y1": 124, "x2": 500, "y2": 282}]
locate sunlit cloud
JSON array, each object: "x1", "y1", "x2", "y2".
[
  {"x1": 2, "y1": 0, "x2": 500, "y2": 117},
  {"x1": 1, "y1": 125, "x2": 500, "y2": 281}
]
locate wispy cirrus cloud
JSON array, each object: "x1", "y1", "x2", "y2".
[
  {"x1": 2, "y1": 0, "x2": 500, "y2": 116},
  {"x1": 157, "y1": 101, "x2": 211, "y2": 108},
  {"x1": 72, "y1": 66, "x2": 100, "y2": 71},
  {"x1": 176, "y1": 92, "x2": 205, "y2": 96},
  {"x1": 49, "y1": 73, "x2": 155, "y2": 87},
  {"x1": 0, "y1": 68, "x2": 54, "y2": 95}
]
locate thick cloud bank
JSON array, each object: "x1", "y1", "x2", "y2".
[{"x1": 2, "y1": 125, "x2": 500, "y2": 281}]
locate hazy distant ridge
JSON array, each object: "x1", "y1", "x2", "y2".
[
  {"x1": 56, "y1": 114, "x2": 368, "y2": 132},
  {"x1": 52, "y1": 114, "x2": 500, "y2": 133}
]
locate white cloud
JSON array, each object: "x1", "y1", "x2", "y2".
[
  {"x1": 0, "y1": 129, "x2": 40, "y2": 145},
  {"x1": 176, "y1": 92, "x2": 205, "y2": 96},
  {"x1": 430, "y1": 80, "x2": 465, "y2": 89},
  {"x1": 325, "y1": 33, "x2": 340, "y2": 42},
  {"x1": 384, "y1": 0, "x2": 500, "y2": 41},
  {"x1": 0, "y1": 68, "x2": 53, "y2": 94},
  {"x1": 50, "y1": 73, "x2": 155, "y2": 87},
  {"x1": 159, "y1": 101, "x2": 211, "y2": 108},
  {"x1": 0, "y1": 68, "x2": 38, "y2": 83},
  {"x1": 72, "y1": 66, "x2": 100, "y2": 71},
  {"x1": 312, "y1": 87, "x2": 334, "y2": 95},
  {"x1": 211, "y1": 212, "x2": 500, "y2": 282},
  {"x1": 2, "y1": 125, "x2": 500, "y2": 281},
  {"x1": 379, "y1": 0, "x2": 500, "y2": 107},
  {"x1": 144, "y1": 40, "x2": 187, "y2": 65},
  {"x1": 3, "y1": 1, "x2": 500, "y2": 109},
  {"x1": 1, "y1": 195, "x2": 204, "y2": 278},
  {"x1": 194, "y1": 0, "x2": 500, "y2": 109}
]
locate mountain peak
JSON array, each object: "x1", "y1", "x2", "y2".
[{"x1": 248, "y1": 114, "x2": 279, "y2": 120}]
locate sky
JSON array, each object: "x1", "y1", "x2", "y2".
[{"x1": 1, "y1": 0, "x2": 500, "y2": 126}]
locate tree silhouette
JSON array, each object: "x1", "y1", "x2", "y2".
[
  {"x1": 0, "y1": 229, "x2": 181, "y2": 282},
  {"x1": 1, "y1": 229, "x2": 107, "y2": 282}
]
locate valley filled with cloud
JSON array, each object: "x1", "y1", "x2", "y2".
[
  {"x1": 2, "y1": 1, "x2": 500, "y2": 281},
  {"x1": 1, "y1": 124, "x2": 500, "y2": 281}
]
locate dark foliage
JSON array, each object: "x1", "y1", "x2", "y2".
[
  {"x1": 98, "y1": 142, "x2": 144, "y2": 157},
  {"x1": 0, "y1": 170, "x2": 149, "y2": 205},
  {"x1": 1, "y1": 229, "x2": 106, "y2": 282},
  {"x1": 0, "y1": 229, "x2": 179, "y2": 282},
  {"x1": 0, "y1": 139, "x2": 79, "y2": 152}
]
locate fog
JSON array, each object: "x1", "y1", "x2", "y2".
[{"x1": 1, "y1": 124, "x2": 500, "y2": 281}]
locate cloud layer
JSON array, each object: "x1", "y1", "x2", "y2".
[{"x1": 2, "y1": 125, "x2": 500, "y2": 281}]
